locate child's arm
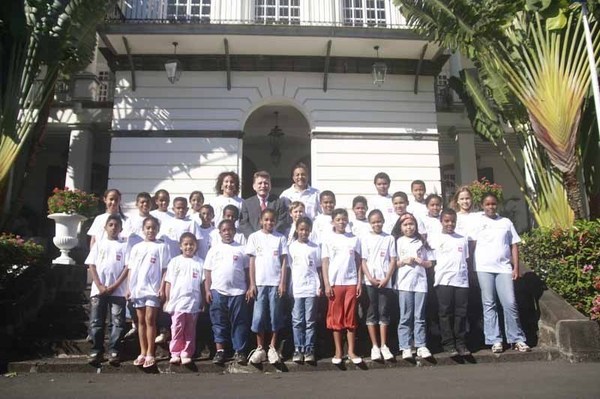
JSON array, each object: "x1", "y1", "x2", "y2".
[
  {"x1": 511, "y1": 243, "x2": 520, "y2": 280},
  {"x1": 204, "y1": 270, "x2": 213, "y2": 304},
  {"x1": 90, "y1": 236, "x2": 97, "y2": 249},
  {"x1": 244, "y1": 267, "x2": 253, "y2": 303},
  {"x1": 322, "y1": 257, "x2": 332, "y2": 298},
  {"x1": 158, "y1": 269, "x2": 167, "y2": 302},
  {"x1": 248, "y1": 255, "x2": 257, "y2": 299},
  {"x1": 355, "y1": 253, "x2": 363, "y2": 297},
  {"x1": 361, "y1": 258, "x2": 379, "y2": 286},
  {"x1": 380, "y1": 256, "x2": 397, "y2": 288},
  {"x1": 89, "y1": 264, "x2": 107, "y2": 295},
  {"x1": 164, "y1": 281, "x2": 171, "y2": 304},
  {"x1": 278, "y1": 254, "x2": 287, "y2": 297},
  {"x1": 317, "y1": 268, "x2": 324, "y2": 297},
  {"x1": 107, "y1": 267, "x2": 128, "y2": 295}
]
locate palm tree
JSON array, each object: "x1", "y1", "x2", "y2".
[{"x1": 395, "y1": 0, "x2": 599, "y2": 222}]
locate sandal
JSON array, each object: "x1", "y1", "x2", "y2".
[
  {"x1": 133, "y1": 355, "x2": 145, "y2": 366},
  {"x1": 143, "y1": 356, "x2": 156, "y2": 368}
]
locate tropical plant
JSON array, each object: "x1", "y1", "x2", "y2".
[
  {"x1": 0, "y1": 1, "x2": 114, "y2": 218},
  {"x1": 0, "y1": 233, "x2": 45, "y2": 288},
  {"x1": 394, "y1": 0, "x2": 600, "y2": 225},
  {"x1": 467, "y1": 177, "x2": 504, "y2": 206},
  {"x1": 47, "y1": 187, "x2": 98, "y2": 218}
]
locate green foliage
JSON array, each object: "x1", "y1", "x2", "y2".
[
  {"x1": 521, "y1": 220, "x2": 600, "y2": 318},
  {"x1": 47, "y1": 187, "x2": 98, "y2": 218},
  {"x1": 0, "y1": 233, "x2": 45, "y2": 289},
  {"x1": 467, "y1": 178, "x2": 504, "y2": 205}
]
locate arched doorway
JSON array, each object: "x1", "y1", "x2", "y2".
[{"x1": 242, "y1": 105, "x2": 311, "y2": 198}]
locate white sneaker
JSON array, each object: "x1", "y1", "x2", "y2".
[
  {"x1": 370, "y1": 346, "x2": 382, "y2": 361},
  {"x1": 155, "y1": 333, "x2": 167, "y2": 344},
  {"x1": 267, "y1": 345, "x2": 281, "y2": 364},
  {"x1": 169, "y1": 356, "x2": 181, "y2": 364},
  {"x1": 123, "y1": 326, "x2": 137, "y2": 339},
  {"x1": 248, "y1": 346, "x2": 267, "y2": 364},
  {"x1": 181, "y1": 357, "x2": 192, "y2": 365},
  {"x1": 491, "y1": 342, "x2": 504, "y2": 353},
  {"x1": 401, "y1": 349, "x2": 413, "y2": 360},
  {"x1": 381, "y1": 345, "x2": 394, "y2": 361},
  {"x1": 416, "y1": 347, "x2": 432, "y2": 359}
]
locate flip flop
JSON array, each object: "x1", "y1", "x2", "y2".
[
  {"x1": 143, "y1": 356, "x2": 156, "y2": 368},
  {"x1": 133, "y1": 355, "x2": 145, "y2": 366}
]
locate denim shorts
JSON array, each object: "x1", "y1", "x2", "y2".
[
  {"x1": 251, "y1": 286, "x2": 285, "y2": 333},
  {"x1": 131, "y1": 295, "x2": 161, "y2": 309}
]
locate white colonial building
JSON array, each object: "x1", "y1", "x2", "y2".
[{"x1": 10, "y1": 0, "x2": 529, "y2": 238}]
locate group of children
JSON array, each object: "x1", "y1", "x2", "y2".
[{"x1": 85, "y1": 164, "x2": 531, "y2": 369}]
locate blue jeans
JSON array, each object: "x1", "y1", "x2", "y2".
[
  {"x1": 291, "y1": 297, "x2": 317, "y2": 352},
  {"x1": 398, "y1": 290, "x2": 427, "y2": 349},
  {"x1": 209, "y1": 290, "x2": 249, "y2": 353},
  {"x1": 477, "y1": 272, "x2": 526, "y2": 345},
  {"x1": 89, "y1": 295, "x2": 126, "y2": 355},
  {"x1": 251, "y1": 286, "x2": 284, "y2": 333}
]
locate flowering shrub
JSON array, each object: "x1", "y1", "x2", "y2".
[
  {"x1": 468, "y1": 178, "x2": 504, "y2": 206},
  {"x1": 0, "y1": 233, "x2": 45, "y2": 288},
  {"x1": 521, "y1": 220, "x2": 600, "y2": 318},
  {"x1": 47, "y1": 187, "x2": 98, "y2": 218}
]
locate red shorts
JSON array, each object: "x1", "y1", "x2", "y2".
[{"x1": 326, "y1": 285, "x2": 358, "y2": 330}]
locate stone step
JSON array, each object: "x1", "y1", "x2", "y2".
[{"x1": 8, "y1": 346, "x2": 560, "y2": 374}]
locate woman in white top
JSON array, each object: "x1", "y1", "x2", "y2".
[
  {"x1": 210, "y1": 171, "x2": 243, "y2": 227},
  {"x1": 472, "y1": 193, "x2": 530, "y2": 353}
]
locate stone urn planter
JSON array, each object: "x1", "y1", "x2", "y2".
[{"x1": 48, "y1": 213, "x2": 87, "y2": 265}]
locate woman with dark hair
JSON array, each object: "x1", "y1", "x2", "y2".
[{"x1": 210, "y1": 171, "x2": 243, "y2": 227}]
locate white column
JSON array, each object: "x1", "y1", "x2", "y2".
[
  {"x1": 65, "y1": 129, "x2": 93, "y2": 191},
  {"x1": 455, "y1": 129, "x2": 477, "y2": 185}
]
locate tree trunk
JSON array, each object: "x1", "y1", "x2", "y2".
[{"x1": 563, "y1": 170, "x2": 586, "y2": 220}]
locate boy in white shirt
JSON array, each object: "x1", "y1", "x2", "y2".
[
  {"x1": 204, "y1": 219, "x2": 251, "y2": 365},
  {"x1": 123, "y1": 192, "x2": 152, "y2": 239},
  {"x1": 369, "y1": 172, "x2": 396, "y2": 227},
  {"x1": 160, "y1": 197, "x2": 203, "y2": 259},
  {"x1": 209, "y1": 205, "x2": 247, "y2": 248},
  {"x1": 407, "y1": 180, "x2": 428, "y2": 219},
  {"x1": 312, "y1": 190, "x2": 336, "y2": 245},
  {"x1": 349, "y1": 196, "x2": 371, "y2": 238}
]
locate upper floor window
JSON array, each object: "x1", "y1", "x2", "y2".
[
  {"x1": 255, "y1": 0, "x2": 300, "y2": 25},
  {"x1": 343, "y1": 0, "x2": 386, "y2": 27},
  {"x1": 167, "y1": 0, "x2": 211, "y2": 22}
]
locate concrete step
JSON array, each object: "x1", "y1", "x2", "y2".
[{"x1": 8, "y1": 346, "x2": 560, "y2": 374}]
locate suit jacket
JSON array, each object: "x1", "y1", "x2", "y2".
[{"x1": 239, "y1": 194, "x2": 289, "y2": 238}]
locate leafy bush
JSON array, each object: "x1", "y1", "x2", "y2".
[
  {"x1": 0, "y1": 233, "x2": 45, "y2": 289},
  {"x1": 47, "y1": 187, "x2": 98, "y2": 217},
  {"x1": 521, "y1": 220, "x2": 600, "y2": 319},
  {"x1": 468, "y1": 177, "x2": 504, "y2": 207}
]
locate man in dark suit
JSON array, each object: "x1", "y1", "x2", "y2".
[{"x1": 239, "y1": 170, "x2": 289, "y2": 238}]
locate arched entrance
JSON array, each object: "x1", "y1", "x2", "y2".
[{"x1": 242, "y1": 105, "x2": 311, "y2": 198}]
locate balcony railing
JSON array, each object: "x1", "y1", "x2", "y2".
[{"x1": 106, "y1": 1, "x2": 409, "y2": 29}]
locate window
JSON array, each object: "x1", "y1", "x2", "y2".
[
  {"x1": 343, "y1": 0, "x2": 386, "y2": 27},
  {"x1": 97, "y1": 71, "x2": 113, "y2": 102},
  {"x1": 255, "y1": 0, "x2": 300, "y2": 25},
  {"x1": 167, "y1": 0, "x2": 211, "y2": 22}
]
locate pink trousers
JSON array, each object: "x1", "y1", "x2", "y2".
[{"x1": 169, "y1": 312, "x2": 198, "y2": 358}]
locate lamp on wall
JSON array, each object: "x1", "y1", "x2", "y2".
[
  {"x1": 372, "y1": 45, "x2": 387, "y2": 87},
  {"x1": 268, "y1": 111, "x2": 285, "y2": 165},
  {"x1": 165, "y1": 42, "x2": 182, "y2": 84}
]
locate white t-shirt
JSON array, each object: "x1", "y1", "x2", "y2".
[
  {"x1": 287, "y1": 240, "x2": 322, "y2": 298},
  {"x1": 209, "y1": 228, "x2": 247, "y2": 249},
  {"x1": 407, "y1": 199, "x2": 427, "y2": 220},
  {"x1": 150, "y1": 209, "x2": 174, "y2": 225},
  {"x1": 280, "y1": 185, "x2": 321, "y2": 220},
  {"x1": 472, "y1": 214, "x2": 521, "y2": 274},
  {"x1": 127, "y1": 240, "x2": 170, "y2": 299},
  {"x1": 87, "y1": 213, "x2": 128, "y2": 245},
  {"x1": 361, "y1": 232, "x2": 397, "y2": 288},
  {"x1": 164, "y1": 255, "x2": 204, "y2": 314},
  {"x1": 197, "y1": 225, "x2": 215, "y2": 255},
  {"x1": 285, "y1": 222, "x2": 317, "y2": 245},
  {"x1": 456, "y1": 212, "x2": 481, "y2": 240},
  {"x1": 210, "y1": 195, "x2": 243, "y2": 227},
  {"x1": 245, "y1": 230, "x2": 288, "y2": 286},
  {"x1": 312, "y1": 214, "x2": 332, "y2": 244},
  {"x1": 159, "y1": 217, "x2": 202, "y2": 259},
  {"x1": 204, "y1": 242, "x2": 248, "y2": 296},
  {"x1": 422, "y1": 215, "x2": 442, "y2": 237},
  {"x1": 370, "y1": 194, "x2": 396, "y2": 232},
  {"x1": 123, "y1": 212, "x2": 149, "y2": 240},
  {"x1": 395, "y1": 236, "x2": 431, "y2": 293},
  {"x1": 429, "y1": 232, "x2": 469, "y2": 288},
  {"x1": 322, "y1": 232, "x2": 361, "y2": 286},
  {"x1": 350, "y1": 218, "x2": 371, "y2": 238},
  {"x1": 84, "y1": 238, "x2": 128, "y2": 297}
]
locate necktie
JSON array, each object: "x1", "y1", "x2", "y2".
[{"x1": 260, "y1": 197, "x2": 267, "y2": 211}]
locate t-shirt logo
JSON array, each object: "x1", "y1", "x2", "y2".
[
  {"x1": 150, "y1": 256, "x2": 156, "y2": 264},
  {"x1": 349, "y1": 249, "x2": 354, "y2": 255},
  {"x1": 380, "y1": 251, "x2": 386, "y2": 257},
  {"x1": 192, "y1": 271, "x2": 199, "y2": 279},
  {"x1": 458, "y1": 246, "x2": 463, "y2": 252},
  {"x1": 273, "y1": 250, "x2": 279, "y2": 257},
  {"x1": 116, "y1": 253, "x2": 122, "y2": 261},
  {"x1": 233, "y1": 255, "x2": 239, "y2": 261}
]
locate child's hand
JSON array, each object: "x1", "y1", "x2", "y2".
[
  {"x1": 205, "y1": 291, "x2": 213, "y2": 304},
  {"x1": 317, "y1": 287, "x2": 323, "y2": 297},
  {"x1": 512, "y1": 267, "x2": 520, "y2": 280},
  {"x1": 158, "y1": 289, "x2": 166, "y2": 303},
  {"x1": 246, "y1": 286, "x2": 256, "y2": 302},
  {"x1": 324, "y1": 284, "x2": 333, "y2": 299},
  {"x1": 401, "y1": 257, "x2": 414, "y2": 266},
  {"x1": 369, "y1": 277, "x2": 380, "y2": 286},
  {"x1": 125, "y1": 290, "x2": 131, "y2": 301},
  {"x1": 378, "y1": 278, "x2": 390, "y2": 289},
  {"x1": 278, "y1": 283, "x2": 286, "y2": 297},
  {"x1": 356, "y1": 284, "x2": 362, "y2": 298},
  {"x1": 98, "y1": 285, "x2": 108, "y2": 295}
]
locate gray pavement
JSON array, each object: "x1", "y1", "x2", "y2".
[{"x1": 1, "y1": 360, "x2": 599, "y2": 399}]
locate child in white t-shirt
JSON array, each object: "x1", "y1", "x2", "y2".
[
  {"x1": 126, "y1": 216, "x2": 170, "y2": 368},
  {"x1": 428, "y1": 209, "x2": 470, "y2": 356},
  {"x1": 285, "y1": 201, "x2": 317, "y2": 244},
  {"x1": 287, "y1": 216, "x2": 322, "y2": 363},
  {"x1": 187, "y1": 190, "x2": 204, "y2": 218},
  {"x1": 123, "y1": 192, "x2": 152, "y2": 240},
  {"x1": 87, "y1": 188, "x2": 127, "y2": 248},
  {"x1": 349, "y1": 196, "x2": 371, "y2": 238},
  {"x1": 406, "y1": 180, "x2": 428, "y2": 219},
  {"x1": 393, "y1": 213, "x2": 434, "y2": 360},
  {"x1": 246, "y1": 209, "x2": 288, "y2": 365},
  {"x1": 390, "y1": 191, "x2": 426, "y2": 236},
  {"x1": 160, "y1": 197, "x2": 203, "y2": 259},
  {"x1": 422, "y1": 194, "x2": 443, "y2": 239},
  {"x1": 312, "y1": 190, "x2": 337, "y2": 245},
  {"x1": 164, "y1": 232, "x2": 204, "y2": 365},
  {"x1": 322, "y1": 208, "x2": 363, "y2": 365},
  {"x1": 209, "y1": 204, "x2": 247, "y2": 248},
  {"x1": 85, "y1": 215, "x2": 129, "y2": 365},
  {"x1": 361, "y1": 209, "x2": 397, "y2": 361},
  {"x1": 197, "y1": 204, "x2": 215, "y2": 251},
  {"x1": 150, "y1": 189, "x2": 175, "y2": 225},
  {"x1": 369, "y1": 172, "x2": 395, "y2": 231},
  {"x1": 204, "y1": 219, "x2": 251, "y2": 365}
]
